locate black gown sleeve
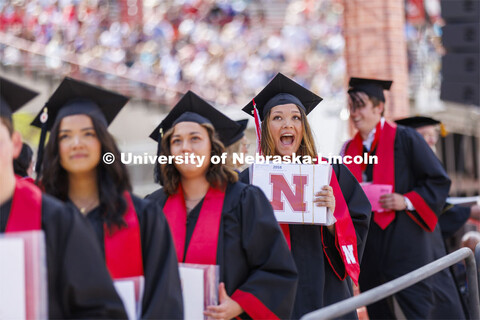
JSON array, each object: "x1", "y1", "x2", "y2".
[
  {"x1": 42, "y1": 195, "x2": 127, "y2": 319},
  {"x1": 134, "y1": 196, "x2": 184, "y2": 319},
  {"x1": 238, "y1": 167, "x2": 250, "y2": 184},
  {"x1": 439, "y1": 203, "x2": 471, "y2": 238},
  {"x1": 230, "y1": 185, "x2": 298, "y2": 319}
]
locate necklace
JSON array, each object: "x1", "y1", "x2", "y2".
[{"x1": 73, "y1": 198, "x2": 99, "y2": 214}]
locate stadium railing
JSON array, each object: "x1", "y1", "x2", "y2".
[{"x1": 301, "y1": 247, "x2": 480, "y2": 320}]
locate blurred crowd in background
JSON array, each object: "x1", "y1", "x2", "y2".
[{"x1": 0, "y1": 0, "x2": 346, "y2": 106}]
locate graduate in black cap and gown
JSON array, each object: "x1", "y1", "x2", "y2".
[
  {"x1": 396, "y1": 115, "x2": 480, "y2": 318},
  {"x1": 239, "y1": 73, "x2": 372, "y2": 319},
  {"x1": 146, "y1": 91, "x2": 298, "y2": 319},
  {"x1": 0, "y1": 77, "x2": 127, "y2": 318},
  {"x1": 395, "y1": 116, "x2": 480, "y2": 241},
  {"x1": 32, "y1": 77, "x2": 183, "y2": 319},
  {"x1": 343, "y1": 78, "x2": 465, "y2": 319}
]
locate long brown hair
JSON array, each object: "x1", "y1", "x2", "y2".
[
  {"x1": 42, "y1": 115, "x2": 132, "y2": 229},
  {"x1": 159, "y1": 122, "x2": 238, "y2": 195},
  {"x1": 261, "y1": 106, "x2": 317, "y2": 159}
]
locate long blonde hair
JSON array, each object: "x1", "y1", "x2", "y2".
[{"x1": 260, "y1": 106, "x2": 317, "y2": 158}]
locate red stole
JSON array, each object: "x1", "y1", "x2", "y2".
[
  {"x1": 5, "y1": 177, "x2": 42, "y2": 232},
  {"x1": 163, "y1": 184, "x2": 225, "y2": 265},
  {"x1": 345, "y1": 120, "x2": 397, "y2": 229},
  {"x1": 104, "y1": 192, "x2": 144, "y2": 278},
  {"x1": 279, "y1": 167, "x2": 360, "y2": 284}
]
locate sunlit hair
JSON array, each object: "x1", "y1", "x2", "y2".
[
  {"x1": 348, "y1": 90, "x2": 383, "y2": 116},
  {"x1": 261, "y1": 105, "x2": 317, "y2": 159},
  {"x1": 42, "y1": 115, "x2": 132, "y2": 230},
  {"x1": 0, "y1": 116, "x2": 14, "y2": 136},
  {"x1": 159, "y1": 122, "x2": 238, "y2": 195},
  {"x1": 225, "y1": 138, "x2": 242, "y2": 170}
]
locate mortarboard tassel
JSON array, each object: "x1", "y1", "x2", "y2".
[
  {"x1": 440, "y1": 123, "x2": 448, "y2": 137},
  {"x1": 252, "y1": 99, "x2": 262, "y2": 156},
  {"x1": 35, "y1": 107, "x2": 48, "y2": 181},
  {"x1": 154, "y1": 127, "x2": 164, "y2": 184}
]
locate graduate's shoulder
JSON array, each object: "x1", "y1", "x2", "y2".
[
  {"x1": 224, "y1": 180, "x2": 268, "y2": 208},
  {"x1": 40, "y1": 193, "x2": 91, "y2": 240},
  {"x1": 40, "y1": 193, "x2": 76, "y2": 225},
  {"x1": 238, "y1": 167, "x2": 250, "y2": 184},
  {"x1": 129, "y1": 192, "x2": 167, "y2": 224},
  {"x1": 395, "y1": 124, "x2": 424, "y2": 142},
  {"x1": 144, "y1": 187, "x2": 167, "y2": 203}
]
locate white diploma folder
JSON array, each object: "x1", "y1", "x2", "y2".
[
  {"x1": 114, "y1": 276, "x2": 145, "y2": 320},
  {"x1": 0, "y1": 230, "x2": 48, "y2": 320},
  {"x1": 251, "y1": 163, "x2": 334, "y2": 225},
  {"x1": 179, "y1": 263, "x2": 219, "y2": 320}
]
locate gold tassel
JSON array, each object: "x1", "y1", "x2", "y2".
[{"x1": 440, "y1": 123, "x2": 448, "y2": 137}]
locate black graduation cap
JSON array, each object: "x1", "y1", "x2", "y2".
[
  {"x1": 31, "y1": 77, "x2": 129, "y2": 130},
  {"x1": 242, "y1": 73, "x2": 323, "y2": 121},
  {"x1": 226, "y1": 119, "x2": 248, "y2": 147},
  {"x1": 348, "y1": 77, "x2": 393, "y2": 102},
  {"x1": 30, "y1": 77, "x2": 129, "y2": 176},
  {"x1": 395, "y1": 116, "x2": 440, "y2": 129},
  {"x1": 149, "y1": 91, "x2": 241, "y2": 147},
  {"x1": 395, "y1": 115, "x2": 448, "y2": 137},
  {"x1": 149, "y1": 91, "x2": 241, "y2": 183},
  {"x1": 0, "y1": 76, "x2": 39, "y2": 121}
]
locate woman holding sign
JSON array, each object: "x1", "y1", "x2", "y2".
[
  {"x1": 35, "y1": 78, "x2": 183, "y2": 319},
  {"x1": 147, "y1": 91, "x2": 298, "y2": 319},
  {"x1": 239, "y1": 73, "x2": 371, "y2": 319}
]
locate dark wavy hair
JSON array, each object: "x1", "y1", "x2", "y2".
[
  {"x1": 159, "y1": 122, "x2": 238, "y2": 195},
  {"x1": 348, "y1": 90, "x2": 384, "y2": 116},
  {"x1": 13, "y1": 143, "x2": 33, "y2": 177},
  {"x1": 41, "y1": 115, "x2": 132, "y2": 229}
]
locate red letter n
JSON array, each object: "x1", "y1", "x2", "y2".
[{"x1": 270, "y1": 174, "x2": 307, "y2": 212}]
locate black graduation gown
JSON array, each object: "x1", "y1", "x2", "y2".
[
  {"x1": 75, "y1": 193, "x2": 184, "y2": 319},
  {"x1": 439, "y1": 203, "x2": 471, "y2": 240},
  {"x1": 355, "y1": 125, "x2": 465, "y2": 319},
  {"x1": 239, "y1": 163, "x2": 372, "y2": 319},
  {"x1": 147, "y1": 181, "x2": 298, "y2": 319},
  {"x1": 0, "y1": 194, "x2": 127, "y2": 319}
]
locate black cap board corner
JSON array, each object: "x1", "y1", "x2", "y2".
[{"x1": 0, "y1": 76, "x2": 39, "y2": 120}]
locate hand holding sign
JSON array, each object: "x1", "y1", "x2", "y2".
[
  {"x1": 379, "y1": 192, "x2": 407, "y2": 211},
  {"x1": 314, "y1": 186, "x2": 335, "y2": 210},
  {"x1": 361, "y1": 183, "x2": 393, "y2": 212}
]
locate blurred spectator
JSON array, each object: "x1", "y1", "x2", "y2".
[{"x1": 13, "y1": 142, "x2": 34, "y2": 178}]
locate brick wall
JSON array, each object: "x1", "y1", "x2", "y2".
[{"x1": 343, "y1": 0, "x2": 409, "y2": 120}]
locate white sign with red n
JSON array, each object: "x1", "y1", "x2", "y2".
[{"x1": 251, "y1": 163, "x2": 332, "y2": 225}]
